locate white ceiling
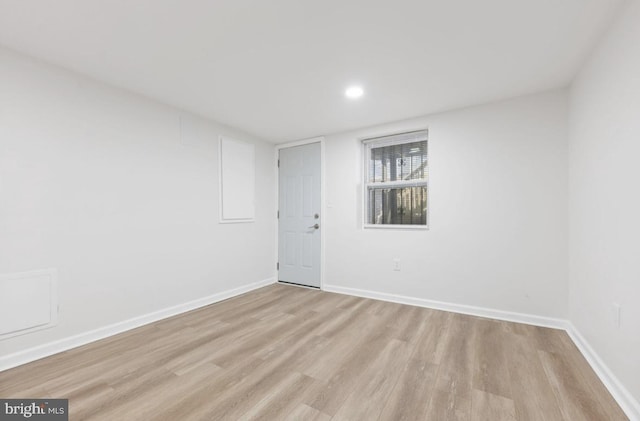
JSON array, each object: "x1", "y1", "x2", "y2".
[{"x1": 0, "y1": 0, "x2": 623, "y2": 142}]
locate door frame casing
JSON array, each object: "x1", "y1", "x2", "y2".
[{"x1": 275, "y1": 137, "x2": 325, "y2": 290}]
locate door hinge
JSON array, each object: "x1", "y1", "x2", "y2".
[
  {"x1": 277, "y1": 210, "x2": 279, "y2": 219},
  {"x1": 276, "y1": 262, "x2": 279, "y2": 270},
  {"x1": 277, "y1": 159, "x2": 280, "y2": 168}
]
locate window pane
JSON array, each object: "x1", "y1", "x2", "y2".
[
  {"x1": 367, "y1": 186, "x2": 427, "y2": 225},
  {"x1": 369, "y1": 140, "x2": 427, "y2": 183}
]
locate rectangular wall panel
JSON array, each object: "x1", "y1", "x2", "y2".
[
  {"x1": 0, "y1": 269, "x2": 58, "y2": 340},
  {"x1": 219, "y1": 137, "x2": 255, "y2": 222}
]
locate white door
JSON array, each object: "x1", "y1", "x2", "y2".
[{"x1": 278, "y1": 142, "x2": 321, "y2": 288}]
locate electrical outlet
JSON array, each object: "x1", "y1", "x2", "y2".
[
  {"x1": 393, "y1": 258, "x2": 401, "y2": 271},
  {"x1": 612, "y1": 303, "x2": 621, "y2": 328}
]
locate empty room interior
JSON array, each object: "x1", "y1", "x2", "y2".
[{"x1": 1, "y1": 0, "x2": 639, "y2": 420}]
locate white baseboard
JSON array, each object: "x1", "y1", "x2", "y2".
[
  {"x1": 565, "y1": 323, "x2": 640, "y2": 421},
  {"x1": 323, "y1": 283, "x2": 639, "y2": 421},
  {"x1": 323, "y1": 284, "x2": 566, "y2": 329},
  {"x1": 0, "y1": 277, "x2": 276, "y2": 372}
]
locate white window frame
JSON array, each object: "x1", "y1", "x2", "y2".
[{"x1": 362, "y1": 130, "x2": 429, "y2": 230}]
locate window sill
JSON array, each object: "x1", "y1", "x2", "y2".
[{"x1": 363, "y1": 224, "x2": 429, "y2": 231}]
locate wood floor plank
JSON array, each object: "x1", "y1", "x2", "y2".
[
  {"x1": 71, "y1": 365, "x2": 178, "y2": 419},
  {"x1": 158, "y1": 358, "x2": 266, "y2": 420},
  {"x1": 558, "y1": 337, "x2": 629, "y2": 420},
  {"x1": 310, "y1": 305, "x2": 358, "y2": 338},
  {"x1": 86, "y1": 363, "x2": 222, "y2": 421},
  {"x1": 303, "y1": 309, "x2": 400, "y2": 415},
  {"x1": 539, "y1": 349, "x2": 627, "y2": 421},
  {"x1": 285, "y1": 403, "x2": 332, "y2": 421},
  {"x1": 300, "y1": 305, "x2": 380, "y2": 382},
  {"x1": 425, "y1": 313, "x2": 477, "y2": 421},
  {"x1": 65, "y1": 383, "x2": 114, "y2": 418},
  {"x1": 0, "y1": 284, "x2": 628, "y2": 421},
  {"x1": 470, "y1": 389, "x2": 517, "y2": 421},
  {"x1": 331, "y1": 338, "x2": 410, "y2": 421},
  {"x1": 505, "y1": 330, "x2": 564, "y2": 421},
  {"x1": 192, "y1": 326, "x2": 332, "y2": 419},
  {"x1": 394, "y1": 305, "x2": 434, "y2": 344},
  {"x1": 208, "y1": 313, "x2": 301, "y2": 368},
  {"x1": 411, "y1": 309, "x2": 452, "y2": 364},
  {"x1": 238, "y1": 372, "x2": 323, "y2": 420},
  {"x1": 305, "y1": 291, "x2": 353, "y2": 314},
  {"x1": 473, "y1": 318, "x2": 513, "y2": 399},
  {"x1": 252, "y1": 311, "x2": 328, "y2": 362},
  {"x1": 194, "y1": 360, "x2": 298, "y2": 419},
  {"x1": 433, "y1": 313, "x2": 476, "y2": 398},
  {"x1": 425, "y1": 389, "x2": 472, "y2": 421},
  {"x1": 378, "y1": 357, "x2": 439, "y2": 421}
]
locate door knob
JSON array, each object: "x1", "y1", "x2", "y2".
[{"x1": 308, "y1": 224, "x2": 319, "y2": 229}]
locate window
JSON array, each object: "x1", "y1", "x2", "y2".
[{"x1": 363, "y1": 130, "x2": 428, "y2": 228}]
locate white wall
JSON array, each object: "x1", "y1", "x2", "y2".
[
  {"x1": 569, "y1": 0, "x2": 640, "y2": 406},
  {"x1": 0, "y1": 46, "x2": 276, "y2": 357},
  {"x1": 325, "y1": 90, "x2": 569, "y2": 318}
]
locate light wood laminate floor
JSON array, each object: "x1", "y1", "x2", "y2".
[{"x1": 0, "y1": 284, "x2": 627, "y2": 420}]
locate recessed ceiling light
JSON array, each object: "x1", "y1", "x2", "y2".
[{"x1": 345, "y1": 86, "x2": 364, "y2": 99}]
